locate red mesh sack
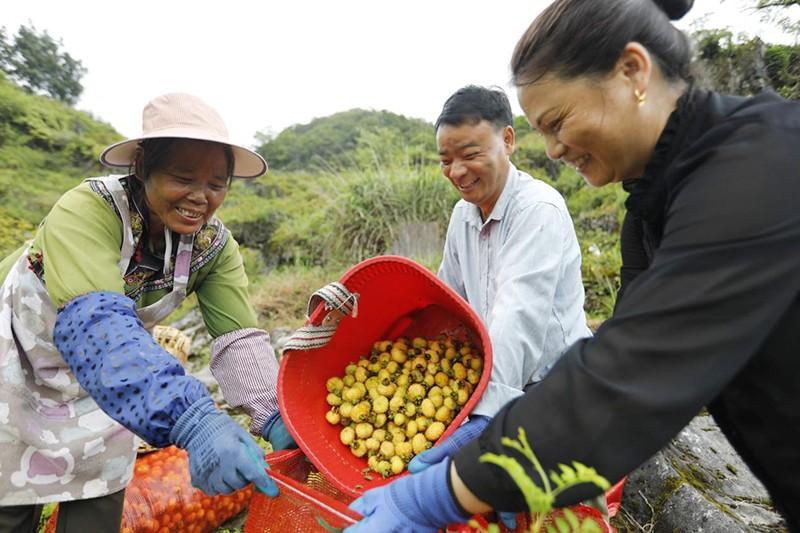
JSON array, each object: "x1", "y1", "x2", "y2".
[
  {"x1": 44, "y1": 446, "x2": 253, "y2": 533},
  {"x1": 278, "y1": 256, "x2": 493, "y2": 498},
  {"x1": 245, "y1": 450, "x2": 614, "y2": 533},
  {"x1": 245, "y1": 449, "x2": 360, "y2": 532}
]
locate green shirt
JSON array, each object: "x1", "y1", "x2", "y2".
[{"x1": 0, "y1": 179, "x2": 256, "y2": 337}]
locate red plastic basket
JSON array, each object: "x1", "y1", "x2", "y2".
[{"x1": 278, "y1": 255, "x2": 493, "y2": 498}]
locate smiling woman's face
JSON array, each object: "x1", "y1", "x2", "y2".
[
  {"x1": 143, "y1": 139, "x2": 230, "y2": 236},
  {"x1": 517, "y1": 72, "x2": 651, "y2": 187}
]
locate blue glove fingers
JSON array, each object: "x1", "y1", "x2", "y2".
[
  {"x1": 345, "y1": 481, "x2": 406, "y2": 532},
  {"x1": 242, "y1": 438, "x2": 279, "y2": 497},
  {"x1": 196, "y1": 433, "x2": 277, "y2": 496},
  {"x1": 219, "y1": 466, "x2": 250, "y2": 495},
  {"x1": 190, "y1": 464, "x2": 221, "y2": 495},
  {"x1": 408, "y1": 415, "x2": 490, "y2": 474},
  {"x1": 346, "y1": 459, "x2": 467, "y2": 532},
  {"x1": 499, "y1": 511, "x2": 518, "y2": 530},
  {"x1": 454, "y1": 415, "x2": 490, "y2": 444},
  {"x1": 270, "y1": 430, "x2": 297, "y2": 452},
  {"x1": 210, "y1": 471, "x2": 238, "y2": 495},
  {"x1": 189, "y1": 472, "x2": 209, "y2": 494},
  {"x1": 172, "y1": 397, "x2": 278, "y2": 497},
  {"x1": 407, "y1": 446, "x2": 447, "y2": 473},
  {"x1": 261, "y1": 412, "x2": 298, "y2": 451},
  {"x1": 345, "y1": 492, "x2": 382, "y2": 533},
  {"x1": 348, "y1": 491, "x2": 378, "y2": 519}
]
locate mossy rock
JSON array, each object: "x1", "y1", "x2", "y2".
[{"x1": 619, "y1": 415, "x2": 787, "y2": 532}]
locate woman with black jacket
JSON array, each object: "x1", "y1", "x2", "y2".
[{"x1": 344, "y1": 1, "x2": 800, "y2": 531}]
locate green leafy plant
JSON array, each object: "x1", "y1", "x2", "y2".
[{"x1": 474, "y1": 427, "x2": 610, "y2": 533}]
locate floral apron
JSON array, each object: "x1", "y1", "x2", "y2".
[{"x1": 0, "y1": 175, "x2": 193, "y2": 505}]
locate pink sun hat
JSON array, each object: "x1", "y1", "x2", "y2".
[{"x1": 99, "y1": 92, "x2": 267, "y2": 178}]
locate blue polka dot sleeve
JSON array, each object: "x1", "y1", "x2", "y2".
[{"x1": 54, "y1": 291, "x2": 210, "y2": 447}]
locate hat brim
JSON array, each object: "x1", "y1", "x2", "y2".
[{"x1": 99, "y1": 128, "x2": 268, "y2": 179}]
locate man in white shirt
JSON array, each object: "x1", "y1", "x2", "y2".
[{"x1": 410, "y1": 86, "x2": 591, "y2": 486}]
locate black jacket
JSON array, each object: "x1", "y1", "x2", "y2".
[{"x1": 453, "y1": 88, "x2": 800, "y2": 529}]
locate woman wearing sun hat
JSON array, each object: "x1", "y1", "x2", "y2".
[{"x1": 0, "y1": 93, "x2": 292, "y2": 532}]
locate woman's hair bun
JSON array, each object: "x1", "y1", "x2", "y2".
[{"x1": 653, "y1": 0, "x2": 694, "y2": 20}]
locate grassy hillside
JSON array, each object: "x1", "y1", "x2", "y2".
[
  {"x1": 256, "y1": 108, "x2": 436, "y2": 171},
  {"x1": 0, "y1": 72, "x2": 122, "y2": 255},
  {"x1": 0, "y1": 73, "x2": 625, "y2": 323}
]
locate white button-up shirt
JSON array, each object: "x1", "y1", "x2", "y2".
[{"x1": 438, "y1": 163, "x2": 592, "y2": 416}]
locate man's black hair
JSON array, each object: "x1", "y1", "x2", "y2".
[{"x1": 435, "y1": 85, "x2": 513, "y2": 132}]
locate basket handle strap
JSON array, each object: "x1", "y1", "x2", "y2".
[{"x1": 284, "y1": 282, "x2": 359, "y2": 351}]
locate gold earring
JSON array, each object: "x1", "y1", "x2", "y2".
[{"x1": 634, "y1": 88, "x2": 647, "y2": 106}]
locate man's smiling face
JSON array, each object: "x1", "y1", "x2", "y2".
[{"x1": 436, "y1": 120, "x2": 514, "y2": 219}]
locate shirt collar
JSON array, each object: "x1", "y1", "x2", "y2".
[
  {"x1": 124, "y1": 177, "x2": 149, "y2": 221},
  {"x1": 122, "y1": 175, "x2": 169, "y2": 273},
  {"x1": 465, "y1": 162, "x2": 517, "y2": 229}
]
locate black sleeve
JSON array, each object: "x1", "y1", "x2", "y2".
[
  {"x1": 616, "y1": 211, "x2": 648, "y2": 307},
  {"x1": 453, "y1": 120, "x2": 800, "y2": 510}
]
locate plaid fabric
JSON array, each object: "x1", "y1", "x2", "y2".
[
  {"x1": 304, "y1": 282, "x2": 358, "y2": 318},
  {"x1": 210, "y1": 328, "x2": 279, "y2": 433},
  {"x1": 283, "y1": 282, "x2": 359, "y2": 351}
]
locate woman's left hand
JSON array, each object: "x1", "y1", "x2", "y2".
[
  {"x1": 261, "y1": 411, "x2": 298, "y2": 451},
  {"x1": 344, "y1": 459, "x2": 469, "y2": 533}
]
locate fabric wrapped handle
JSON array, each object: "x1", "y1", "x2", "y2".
[{"x1": 283, "y1": 282, "x2": 359, "y2": 351}]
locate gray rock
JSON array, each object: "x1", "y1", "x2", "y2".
[
  {"x1": 694, "y1": 37, "x2": 772, "y2": 98},
  {"x1": 618, "y1": 414, "x2": 787, "y2": 532},
  {"x1": 186, "y1": 365, "x2": 230, "y2": 408},
  {"x1": 169, "y1": 308, "x2": 204, "y2": 332}
]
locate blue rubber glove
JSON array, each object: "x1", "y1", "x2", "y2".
[
  {"x1": 261, "y1": 411, "x2": 298, "y2": 451},
  {"x1": 344, "y1": 459, "x2": 469, "y2": 533},
  {"x1": 407, "y1": 415, "x2": 516, "y2": 530},
  {"x1": 497, "y1": 512, "x2": 518, "y2": 531},
  {"x1": 408, "y1": 415, "x2": 490, "y2": 474},
  {"x1": 170, "y1": 396, "x2": 278, "y2": 497}
]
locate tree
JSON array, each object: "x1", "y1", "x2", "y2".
[
  {"x1": 692, "y1": 29, "x2": 800, "y2": 99},
  {"x1": 0, "y1": 23, "x2": 86, "y2": 105},
  {"x1": 754, "y1": 0, "x2": 799, "y2": 8},
  {"x1": 750, "y1": 0, "x2": 800, "y2": 40},
  {"x1": 0, "y1": 27, "x2": 11, "y2": 71}
]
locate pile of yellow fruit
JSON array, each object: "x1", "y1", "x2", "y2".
[{"x1": 324, "y1": 335, "x2": 483, "y2": 479}]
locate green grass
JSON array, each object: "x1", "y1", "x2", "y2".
[
  {"x1": 0, "y1": 72, "x2": 120, "y2": 256},
  {"x1": 250, "y1": 264, "x2": 344, "y2": 331}
]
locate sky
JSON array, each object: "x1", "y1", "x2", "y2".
[{"x1": 3, "y1": 1, "x2": 796, "y2": 147}]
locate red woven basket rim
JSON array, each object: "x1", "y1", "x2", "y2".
[{"x1": 278, "y1": 255, "x2": 493, "y2": 498}]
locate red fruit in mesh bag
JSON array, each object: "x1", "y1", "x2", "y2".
[{"x1": 45, "y1": 446, "x2": 253, "y2": 533}]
